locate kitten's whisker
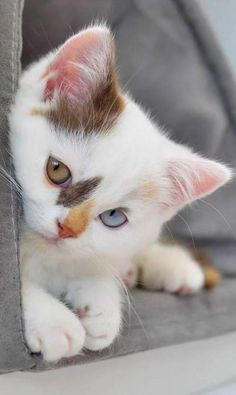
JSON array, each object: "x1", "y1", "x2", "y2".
[
  {"x1": 103, "y1": 263, "x2": 148, "y2": 338},
  {"x1": 164, "y1": 224, "x2": 177, "y2": 244},
  {"x1": 199, "y1": 198, "x2": 236, "y2": 241},
  {"x1": 97, "y1": 64, "x2": 145, "y2": 134},
  {"x1": 176, "y1": 213, "x2": 196, "y2": 252},
  {"x1": 120, "y1": 64, "x2": 146, "y2": 94},
  {"x1": 0, "y1": 166, "x2": 22, "y2": 197}
]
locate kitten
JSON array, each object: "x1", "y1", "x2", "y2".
[{"x1": 9, "y1": 25, "x2": 231, "y2": 362}]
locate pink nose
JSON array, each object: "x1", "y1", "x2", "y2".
[{"x1": 57, "y1": 221, "x2": 77, "y2": 239}]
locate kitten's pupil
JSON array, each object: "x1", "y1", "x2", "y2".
[
  {"x1": 53, "y1": 162, "x2": 60, "y2": 172},
  {"x1": 99, "y1": 209, "x2": 127, "y2": 228}
]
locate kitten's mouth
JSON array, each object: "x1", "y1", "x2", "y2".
[{"x1": 42, "y1": 235, "x2": 61, "y2": 246}]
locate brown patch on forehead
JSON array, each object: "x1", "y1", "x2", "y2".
[
  {"x1": 40, "y1": 51, "x2": 126, "y2": 135},
  {"x1": 31, "y1": 80, "x2": 125, "y2": 134},
  {"x1": 57, "y1": 176, "x2": 102, "y2": 208},
  {"x1": 62, "y1": 200, "x2": 94, "y2": 237},
  {"x1": 48, "y1": 84, "x2": 125, "y2": 135}
]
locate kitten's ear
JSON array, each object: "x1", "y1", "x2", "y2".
[
  {"x1": 42, "y1": 25, "x2": 116, "y2": 103},
  {"x1": 162, "y1": 153, "x2": 232, "y2": 219}
]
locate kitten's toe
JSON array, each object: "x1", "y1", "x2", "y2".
[
  {"x1": 66, "y1": 278, "x2": 122, "y2": 351},
  {"x1": 25, "y1": 310, "x2": 85, "y2": 362},
  {"x1": 73, "y1": 303, "x2": 121, "y2": 351},
  {"x1": 81, "y1": 309, "x2": 121, "y2": 351}
]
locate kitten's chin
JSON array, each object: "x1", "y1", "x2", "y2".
[
  {"x1": 41, "y1": 233, "x2": 78, "y2": 248},
  {"x1": 43, "y1": 235, "x2": 61, "y2": 246}
]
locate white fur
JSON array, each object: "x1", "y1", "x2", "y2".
[
  {"x1": 23, "y1": 282, "x2": 85, "y2": 362},
  {"x1": 9, "y1": 25, "x2": 231, "y2": 362},
  {"x1": 65, "y1": 278, "x2": 122, "y2": 351}
]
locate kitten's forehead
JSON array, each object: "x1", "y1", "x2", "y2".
[{"x1": 53, "y1": 99, "x2": 161, "y2": 198}]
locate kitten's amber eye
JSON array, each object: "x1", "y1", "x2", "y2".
[{"x1": 46, "y1": 156, "x2": 71, "y2": 186}]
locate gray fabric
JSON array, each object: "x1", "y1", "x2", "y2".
[
  {"x1": 1, "y1": 334, "x2": 236, "y2": 394},
  {"x1": 34, "y1": 277, "x2": 236, "y2": 371},
  {"x1": 0, "y1": 0, "x2": 235, "y2": 372},
  {"x1": 0, "y1": 0, "x2": 34, "y2": 372},
  {"x1": 199, "y1": 242, "x2": 236, "y2": 276}
]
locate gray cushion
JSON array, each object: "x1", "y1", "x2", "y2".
[
  {"x1": 35, "y1": 275, "x2": 236, "y2": 371},
  {"x1": 0, "y1": 0, "x2": 34, "y2": 372}
]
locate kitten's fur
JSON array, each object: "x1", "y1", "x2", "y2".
[{"x1": 9, "y1": 25, "x2": 231, "y2": 362}]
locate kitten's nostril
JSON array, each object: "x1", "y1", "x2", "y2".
[{"x1": 57, "y1": 220, "x2": 77, "y2": 239}]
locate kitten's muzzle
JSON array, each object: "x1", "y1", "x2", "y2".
[{"x1": 57, "y1": 220, "x2": 77, "y2": 239}]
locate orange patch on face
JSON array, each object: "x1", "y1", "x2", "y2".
[
  {"x1": 138, "y1": 180, "x2": 157, "y2": 199},
  {"x1": 60, "y1": 200, "x2": 94, "y2": 238},
  {"x1": 30, "y1": 107, "x2": 48, "y2": 117}
]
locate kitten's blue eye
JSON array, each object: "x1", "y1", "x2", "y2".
[{"x1": 99, "y1": 209, "x2": 128, "y2": 228}]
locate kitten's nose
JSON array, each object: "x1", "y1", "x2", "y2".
[{"x1": 57, "y1": 220, "x2": 77, "y2": 239}]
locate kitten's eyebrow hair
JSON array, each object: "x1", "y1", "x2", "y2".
[{"x1": 57, "y1": 176, "x2": 102, "y2": 208}]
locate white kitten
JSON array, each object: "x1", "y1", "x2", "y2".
[{"x1": 9, "y1": 25, "x2": 231, "y2": 362}]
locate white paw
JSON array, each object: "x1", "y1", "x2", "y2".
[
  {"x1": 66, "y1": 278, "x2": 122, "y2": 351},
  {"x1": 137, "y1": 244, "x2": 204, "y2": 294},
  {"x1": 25, "y1": 300, "x2": 85, "y2": 362},
  {"x1": 76, "y1": 304, "x2": 121, "y2": 351},
  {"x1": 122, "y1": 263, "x2": 138, "y2": 289}
]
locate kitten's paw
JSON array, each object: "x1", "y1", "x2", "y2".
[
  {"x1": 66, "y1": 278, "x2": 122, "y2": 351},
  {"x1": 122, "y1": 263, "x2": 138, "y2": 288},
  {"x1": 138, "y1": 244, "x2": 204, "y2": 294},
  {"x1": 25, "y1": 303, "x2": 85, "y2": 362},
  {"x1": 76, "y1": 305, "x2": 121, "y2": 351}
]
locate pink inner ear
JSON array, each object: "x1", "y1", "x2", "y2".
[
  {"x1": 42, "y1": 30, "x2": 108, "y2": 102},
  {"x1": 192, "y1": 168, "x2": 220, "y2": 196},
  {"x1": 166, "y1": 158, "x2": 230, "y2": 208}
]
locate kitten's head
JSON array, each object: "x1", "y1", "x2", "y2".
[{"x1": 9, "y1": 25, "x2": 231, "y2": 261}]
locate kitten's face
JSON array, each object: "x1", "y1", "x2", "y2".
[{"x1": 9, "y1": 25, "x2": 231, "y2": 261}]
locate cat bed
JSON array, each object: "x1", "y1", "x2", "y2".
[{"x1": 1, "y1": 0, "x2": 236, "y2": 373}]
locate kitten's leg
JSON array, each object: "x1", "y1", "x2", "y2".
[
  {"x1": 65, "y1": 278, "x2": 122, "y2": 351},
  {"x1": 136, "y1": 243, "x2": 204, "y2": 294},
  {"x1": 22, "y1": 281, "x2": 85, "y2": 362}
]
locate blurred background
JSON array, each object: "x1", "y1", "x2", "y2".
[
  {"x1": 198, "y1": 0, "x2": 236, "y2": 74},
  {"x1": 22, "y1": 0, "x2": 236, "y2": 74}
]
